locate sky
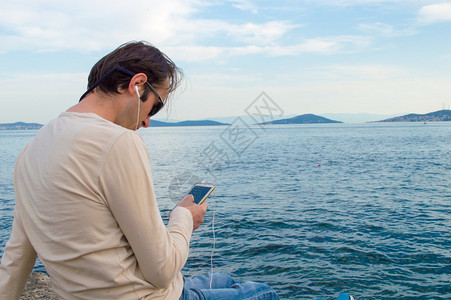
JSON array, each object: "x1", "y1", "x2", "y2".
[{"x1": 1, "y1": 0, "x2": 451, "y2": 124}]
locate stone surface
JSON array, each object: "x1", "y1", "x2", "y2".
[{"x1": 20, "y1": 272, "x2": 58, "y2": 299}]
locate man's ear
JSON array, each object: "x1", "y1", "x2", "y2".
[{"x1": 128, "y1": 73, "x2": 148, "y2": 96}]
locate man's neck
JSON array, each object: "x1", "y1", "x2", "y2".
[{"x1": 67, "y1": 93, "x2": 121, "y2": 124}]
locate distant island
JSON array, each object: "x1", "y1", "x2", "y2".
[
  {"x1": 149, "y1": 119, "x2": 228, "y2": 127},
  {"x1": 2, "y1": 110, "x2": 450, "y2": 130},
  {"x1": 258, "y1": 114, "x2": 342, "y2": 125},
  {"x1": 376, "y1": 109, "x2": 451, "y2": 122},
  {"x1": 0, "y1": 120, "x2": 228, "y2": 130},
  {"x1": 0, "y1": 122, "x2": 43, "y2": 130}
]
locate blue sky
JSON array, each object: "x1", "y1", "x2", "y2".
[{"x1": 1, "y1": 0, "x2": 451, "y2": 123}]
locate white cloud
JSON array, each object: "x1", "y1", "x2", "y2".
[
  {"x1": 229, "y1": 0, "x2": 259, "y2": 13},
  {"x1": 0, "y1": 0, "x2": 302, "y2": 58},
  {"x1": 159, "y1": 18, "x2": 298, "y2": 47},
  {"x1": 164, "y1": 46, "x2": 224, "y2": 62},
  {"x1": 418, "y1": 2, "x2": 451, "y2": 24},
  {"x1": 228, "y1": 21, "x2": 299, "y2": 45},
  {"x1": 358, "y1": 22, "x2": 417, "y2": 37},
  {"x1": 278, "y1": 36, "x2": 373, "y2": 55},
  {"x1": 0, "y1": 0, "x2": 376, "y2": 61},
  {"x1": 165, "y1": 35, "x2": 373, "y2": 62},
  {"x1": 0, "y1": 0, "x2": 202, "y2": 52}
]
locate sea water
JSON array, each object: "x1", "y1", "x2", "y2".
[{"x1": 0, "y1": 122, "x2": 450, "y2": 299}]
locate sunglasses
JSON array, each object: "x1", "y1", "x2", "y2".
[{"x1": 79, "y1": 66, "x2": 166, "y2": 116}]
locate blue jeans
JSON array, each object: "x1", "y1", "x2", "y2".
[{"x1": 180, "y1": 273, "x2": 280, "y2": 300}]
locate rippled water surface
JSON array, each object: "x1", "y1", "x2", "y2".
[{"x1": 1, "y1": 122, "x2": 450, "y2": 299}]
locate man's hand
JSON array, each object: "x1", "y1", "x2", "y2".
[{"x1": 176, "y1": 194, "x2": 208, "y2": 231}]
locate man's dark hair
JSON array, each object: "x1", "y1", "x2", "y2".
[{"x1": 87, "y1": 41, "x2": 182, "y2": 102}]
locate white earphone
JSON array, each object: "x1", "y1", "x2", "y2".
[{"x1": 134, "y1": 86, "x2": 140, "y2": 131}]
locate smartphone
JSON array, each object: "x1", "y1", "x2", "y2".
[{"x1": 186, "y1": 182, "x2": 215, "y2": 205}]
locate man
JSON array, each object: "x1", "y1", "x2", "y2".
[{"x1": 0, "y1": 41, "x2": 279, "y2": 299}]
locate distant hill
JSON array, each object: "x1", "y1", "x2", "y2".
[
  {"x1": 321, "y1": 113, "x2": 399, "y2": 123},
  {"x1": 0, "y1": 122, "x2": 43, "y2": 130},
  {"x1": 258, "y1": 114, "x2": 342, "y2": 125},
  {"x1": 149, "y1": 119, "x2": 228, "y2": 127},
  {"x1": 0, "y1": 120, "x2": 228, "y2": 130},
  {"x1": 377, "y1": 110, "x2": 451, "y2": 122}
]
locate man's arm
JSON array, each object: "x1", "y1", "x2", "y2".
[
  {"x1": 99, "y1": 132, "x2": 202, "y2": 288},
  {"x1": 0, "y1": 208, "x2": 37, "y2": 299}
]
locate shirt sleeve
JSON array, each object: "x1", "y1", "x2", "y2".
[
  {"x1": 99, "y1": 131, "x2": 193, "y2": 289},
  {"x1": 0, "y1": 207, "x2": 37, "y2": 299}
]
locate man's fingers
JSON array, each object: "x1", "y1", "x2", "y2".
[{"x1": 183, "y1": 194, "x2": 194, "y2": 202}]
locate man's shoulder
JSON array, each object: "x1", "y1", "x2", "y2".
[
  {"x1": 45, "y1": 112, "x2": 144, "y2": 149},
  {"x1": 77, "y1": 115, "x2": 145, "y2": 150},
  {"x1": 55, "y1": 112, "x2": 133, "y2": 137}
]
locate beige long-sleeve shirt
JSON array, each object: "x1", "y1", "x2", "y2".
[{"x1": 0, "y1": 112, "x2": 193, "y2": 299}]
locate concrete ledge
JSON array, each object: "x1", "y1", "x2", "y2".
[{"x1": 20, "y1": 272, "x2": 58, "y2": 299}]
